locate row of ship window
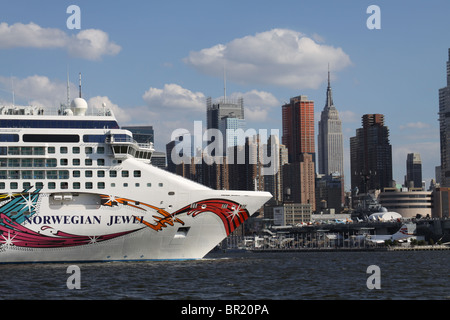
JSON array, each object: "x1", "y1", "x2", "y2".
[
  {"x1": 0, "y1": 169, "x2": 142, "y2": 179},
  {"x1": 0, "y1": 145, "x2": 152, "y2": 161},
  {"x1": 0, "y1": 181, "x2": 163, "y2": 190},
  {"x1": 0, "y1": 133, "x2": 123, "y2": 143},
  {"x1": 0, "y1": 146, "x2": 106, "y2": 156},
  {"x1": 0, "y1": 158, "x2": 107, "y2": 167}
]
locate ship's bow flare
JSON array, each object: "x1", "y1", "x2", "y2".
[{"x1": 161, "y1": 190, "x2": 273, "y2": 259}]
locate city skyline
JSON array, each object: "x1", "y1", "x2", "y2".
[{"x1": 0, "y1": 1, "x2": 447, "y2": 190}]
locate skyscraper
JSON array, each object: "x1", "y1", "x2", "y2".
[
  {"x1": 318, "y1": 69, "x2": 344, "y2": 176},
  {"x1": 206, "y1": 97, "x2": 244, "y2": 130},
  {"x1": 206, "y1": 97, "x2": 245, "y2": 155},
  {"x1": 439, "y1": 49, "x2": 450, "y2": 186},
  {"x1": 263, "y1": 136, "x2": 288, "y2": 204},
  {"x1": 350, "y1": 114, "x2": 393, "y2": 193},
  {"x1": 406, "y1": 153, "x2": 422, "y2": 189},
  {"x1": 282, "y1": 153, "x2": 316, "y2": 211},
  {"x1": 219, "y1": 116, "x2": 246, "y2": 151},
  {"x1": 228, "y1": 135, "x2": 264, "y2": 192},
  {"x1": 203, "y1": 96, "x2": 245, "y2": 189},
  {"x1": 281, "y1": 95, "x2": 316, "y2": 211},
  {"x1": 281, "y1": 95, "x2": 315, "y2": 163}
]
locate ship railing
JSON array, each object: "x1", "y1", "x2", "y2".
[
  {"x1": 106, "y1": 136, "x2": 153, "y2": 151},
  {"x1": 107, "y1": 137, "x2": 154, "y2": 161},
  {"x1": 137, "y1": 142, "x2": 154, "y2": 151},
  {"x1": 0, "y1": 105, "x2": 115, "y2": 117},
  {"x1": 107, "y1": 137, "x2": 135, "y2": 144}
]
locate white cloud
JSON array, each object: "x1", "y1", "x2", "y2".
[
  {"x1": 339, "y1": 110, "x2": 360, "y2": 124},
  {"x1": 245, "y1": 107, "x2": 269, "y2": 122},
  {"x1": 142, "y1": 83, "x2": 206, "y2": 112},
  {"x1": 184, "y1": 28, "x2": 352, "y2": 89},
  {"x1": 228, "y1": 89, "x2": 280, "y2": 122},
  {"x1": 0, "y1": 75, "x2": 77, "y2": 108},
  {"x1": 87, "y1": 96, "x2": 133, "y2": 123},
  {"x1": 140, "y1": 84, "x2": 209, "y2": 150},
  {"x1": 311, "y1": 33, "x2": 325, "y2": 43},
  {"x1": 232, "y1": 90, "x2": 279, "y2": 108},
  {"x1": 399, "y1": 121, "x2": 431, "y2": 130},
  {"x1": 0, "y1": 22, "x2": 67, "y2": 49},
  {"x1": 0, "y1": 22, "x2": 121, "y2": 60},
  {"x1": 67, "y1": 29, "x2": 121, "y2": 60}
]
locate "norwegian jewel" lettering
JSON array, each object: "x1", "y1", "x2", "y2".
[{"x1": 24, "y1": 215, "x2": 144, "y2": 226}]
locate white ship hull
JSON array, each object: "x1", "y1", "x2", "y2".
[{"x1": 0, "y1": 164, "x2": 271, "y2": 263}]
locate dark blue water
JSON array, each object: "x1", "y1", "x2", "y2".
[{"x1": 0, "y1": 251, "x2": 448, "y2": 301}]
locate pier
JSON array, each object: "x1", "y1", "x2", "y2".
[
  {"x1": 249, "y1": 247, "x2": 388, "y2": 253},
  {"x1": 387, "y1": 245, "x2": 450, "y2": 251},
  {"x1": 221, "y1": 218, "x2": 450, "y2": 252},
  {"x1": 247, "y1": 245, "x2": 450, "y2": 253}
]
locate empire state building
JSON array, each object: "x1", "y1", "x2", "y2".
[
  {"x1": 318, "y1": 69, "x2": 344, "y2": 177},
  {"x1": 439, "y1": 48, "x2": 450, "y2": 186}
]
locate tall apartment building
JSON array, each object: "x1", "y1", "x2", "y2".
[
  {"x1": 316, "y1": 173, "x2": 343, "y2": 214},
  {"x1": 227, "y1": 135, "x2": 266, "y2": 192},
  {"x1": 350, "y1": 114, "x2": 393, "y2": 193},
  {"x1": 281, "y1": 95, "x2": 315, "y2": 163},
  {"x1": 281, "y1": 95, "x2": 316, "y2": 211},
  {"x1": 200, "y1": 154, "x2": 229, "y2": 190},
  {"x1": 318, "y1": 70, "x2": 344, "y2": 176},
  {"x1": 282, "y1": 153, "x2": 316, "y2": 211},
  {"x1": 439, "y1": 48, "x2": 450, "y2": 186},
  {"x1": 406, "y1": 153, "x2": 422, "y2": 189},
  {"x1": 263, "y1": 136, "x2": 288, "y2": 204}
]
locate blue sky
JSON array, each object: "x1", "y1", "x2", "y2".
[{"x1": 0, "y1": 0, "x2": 448, "y2": 190}]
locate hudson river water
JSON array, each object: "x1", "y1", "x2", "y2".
[{"x1": 0, "y1": 250, "x2": 448, "y2": 303}]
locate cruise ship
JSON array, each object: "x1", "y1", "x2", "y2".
[{"x1": 0, "y1": 91, "x2": 272, "y2": 263}]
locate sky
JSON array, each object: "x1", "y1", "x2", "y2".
[{"x1": 0, "y1": 0, "x2": 448, "y2": 191}]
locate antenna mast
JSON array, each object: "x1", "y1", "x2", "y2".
[
  {"x1": 328, "y1": 63, "x2": 331, "y2": 87},
  {"x1": 11, "y1": 77, "x2": 15, "y2": 106},
  {"x1": 67, "y1": 69, "x2": 70, "y2": 107},
  {"x1": 78, "y1": 72, "x2": 82, "y2": 98},
  {"x1": 223, "y1": 62, "x2": 227, "y2": 102}
]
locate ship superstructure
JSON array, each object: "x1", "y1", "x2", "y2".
[{"x1": 0, "y1": 95, "x2": 271, "y2": 263}]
